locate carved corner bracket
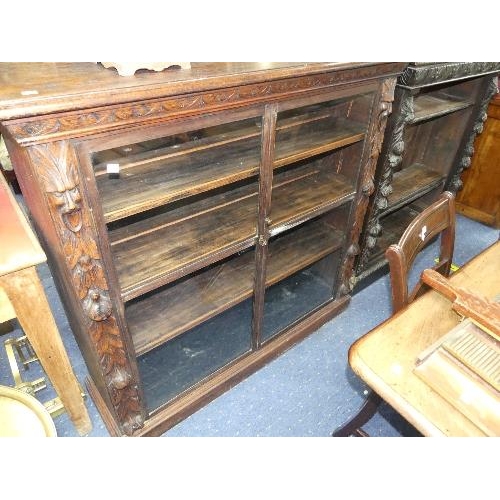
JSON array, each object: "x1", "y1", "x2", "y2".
[
  {"x1": 449, "y1": 76, "x2": 499, "y2": 192},
  {"x1": 338, "y1": 78, "x2": 396, "y2": 296},
  {"x1": 29, "y1": 141, "x2": 144, "y2": 436}
]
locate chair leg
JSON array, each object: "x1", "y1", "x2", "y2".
[{"x1": 332, "y1": 391, "x2": 381, "y2": 437}]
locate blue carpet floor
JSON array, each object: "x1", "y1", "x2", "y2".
[{"x1": 0, "y1": 214, "x2": 498, "y2": 437}]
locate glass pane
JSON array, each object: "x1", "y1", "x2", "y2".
[
  {"x1": 132, "y1": 248, "x2": 256, "y2": 412},
  {"x1": 138, "y1": 298, "x2": 253, "y2": 412},
  {"x1": 274, "y1": 93, "x2": 373, "y2": 167},
  {"x1": 269, "y1": 94, "x2": 373, "y2": 237},
  {"x1": 107, "y1": 177, "x2": 260, "y2": 299},
  {"x1": 261, "y1": 211, "x2": 344, "y2": 342},
  {"x1": 89, "y1": 114, "x2": 263, "y2": 301},
  {"x1": 92, "y1": 116, "x2": 262, "y2": 223}
]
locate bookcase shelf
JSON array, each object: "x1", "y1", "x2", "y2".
[
  {"x1": 384, "y1": 163, "x2": 444, "y2": 216},
  {"x1": 356, "y1": 62, "x2": 500, "y2": 282},
  {"x1": 364, "y1": 205, "x2": 420, "y2": 269},
  {"x1": 410, "y1": 93, "x2": 474, "y2": 124},
  {"x1": 97, "y1": 113, "x2": 365, "y2": 224},
  {"x1": 112, "y1": 163, "x2": 355, "y2": 301},
  {"x1": 128, "y1": 216, "x2": 344, "y2": 356}
]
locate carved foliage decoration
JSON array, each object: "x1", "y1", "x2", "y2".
[
  {"x1": 30, "y1": 141, "x2": 143, "y2": 435},
  {"x1": 338, "y1": 78, "x2": 396, "y2": 296},
  {"x1": 9, "y1": 64, "x2": 404, "y2": 144},
  {"x1": 399, "y1": 62, "x2": 500, "y2": 88},
  {"x1": 358, "y1": 91, "x2": 415, "y2": 269},
  {"x1": 449, "y1": 76, "x2": 499, "y2": 192}
]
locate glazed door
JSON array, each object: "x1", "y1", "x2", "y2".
[
  {"x1": 84, "y1": 108, "x2": 266, "y2": 412},
  {"x1": 259, "y1": 90, "x2": 376, "y2": 342}
]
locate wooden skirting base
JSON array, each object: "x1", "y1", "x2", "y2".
[
  {"x1": 88, "y1": 296, "x2": 350, "y2": 437},
  {"x1": 456, "y1": 202, "x2": 500, "y2": 229},
  {"x1": 86, "y1": 377, "x2": 124, "y2": 436}
]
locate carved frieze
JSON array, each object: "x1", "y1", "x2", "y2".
[
  {"x1": 338, "y1": 78, "x2": 396, "y2": 296},
  {"x1": 449, "y1": 76, "x2": 499, "y2": 192},
  {"x1": 399, "y1": 62, "x2": 500, "y2": 88},
  {"x1": 30, "y1": 141, "x2": 143, "y2": 435},
  {"x1": 7, "y1": 64, "x2": 404, "y2": 145}
]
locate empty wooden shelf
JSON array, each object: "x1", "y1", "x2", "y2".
[
  {"x1": 96, "y1": 113, "x2": 366, "y2": 223},
  {"x1": 110, "y1": 164, "x2": 355, "y2": 300},
  {"x1": 97, "y1": 130, "x2": 262, "y2": 223},
  {"x1": 385, "y1": 163, "x2": 444, "y2": 214},
  {"x1": 359, "y1": 205, "x2": 420, "y2": 274},
  {"x1": 128, "y1": 216, "x2": 344, "y2": 356},
  {"x1": 0, "y1": 62, "x2": 404, "y2": 436},
  {"x1": 410, "y1": 93, "x2": 474, "y2": 124},
  {"x1": 356, "y1": 62, "x2": 500, "y2": 282}
]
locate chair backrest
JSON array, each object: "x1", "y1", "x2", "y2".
[{"x1": 385, "y1": 191, "x2": 456, "y2": 313}]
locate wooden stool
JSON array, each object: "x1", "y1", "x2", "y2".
[{"x1": 0, "y1": 174, "x2": 92, "y2": 435}]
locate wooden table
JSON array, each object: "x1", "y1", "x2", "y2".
[
  {"x1": 0, "y1": 172, "x2": 92, "y2": 435},
  {"x1": 349, "y1": 240, "x2": 500, "y2": 436}
]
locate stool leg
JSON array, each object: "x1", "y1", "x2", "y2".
[
  {"x1": 0, "y1": 266, "x2": 92, "y2": 435},
  {"x1": 332, "y1": 391, "x2": 381, "y2": 437}
]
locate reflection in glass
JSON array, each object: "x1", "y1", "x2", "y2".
[
  {"x1": 261, "y1": 211, "x2": 344, "y2": 342},
  {"x1": 131, "y1": 248, "x2": 256, "y2": 412},
  {"x1": 262, "y1": 254, "x2": 338, "y2": 342},
  {"x1": 138, "y1": 298, "x2": 253, "y2": 412}
]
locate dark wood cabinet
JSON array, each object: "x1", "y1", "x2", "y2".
[
  {"x1": 0, "y1": 62, "x2": 404, "y2": 435},
  {"x1": 355, "y1": 62, "x2": 500, "y2": 282},
  {"x1": 456, "y1": 91, "x2": 500, "y2": 228}
]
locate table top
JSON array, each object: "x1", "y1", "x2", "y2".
[
  {"x1": 0, "y1": 62, "x2": 397, "y2": 121},
  {"x1": 0, "y1": 173, "x2": 45, "y2": 276},
  {"x1": 349, "y1": 240, "x2": 500, "y2": 436}
]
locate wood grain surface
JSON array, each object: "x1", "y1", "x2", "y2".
[
  {"x1": 349, "y1": 241, "x2": 500, "y2": 436},
  {"x1": 127, "y1": 218, "x2": 343, "y2": 355}
]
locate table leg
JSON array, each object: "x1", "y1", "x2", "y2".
[
  {"x1": 0, "y1": 266, "x2": 92, "y2": 436},
  {"x1": 332, "y1": 391, "x2": 381, "y2": 437}
]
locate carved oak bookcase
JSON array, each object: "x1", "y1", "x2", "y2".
[
  {"x1": 355, "y1": 62, "x2": 500, "y2": 282},
  {"x1": 0, "y1": 62, "x2": 404, "y2": 436}
]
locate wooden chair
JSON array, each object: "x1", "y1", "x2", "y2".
[
  {"x1": 332, "y1": 191, "x2": 456, "y2": 436},
  {"x1": 386, "y1": 191, "x2": 456, "y2": 314}
]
